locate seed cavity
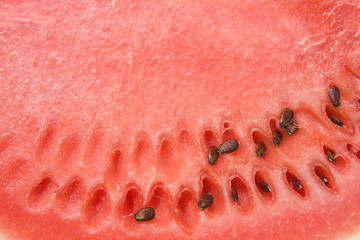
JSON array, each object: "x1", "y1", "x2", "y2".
[
  {"x1": 28, "y1": 177, "x2": 57, "y2": 211},
  {"x1": 286, "y1": 171, "x2": 305, "y2": 197},
  {"x1": 208, "y1": 146, "x2": 219, "y2": 165},
  {"x1": 314, "y1": 166, "x2": 333, "y2": 189},
  {"x1": 326, "y1": 149, "x2": 336, "y2": 162},
  {"x1": 134, "y1": 207, "x2": 155, "y2": 221},
  {"x1": 258, "y1": 181, "x2": 271, "y2": 193},
  {"x1": 230, "y1": 177, "x2": 253, "y2": 213},
  {"x1": 218, "y1": 139, "x2": 239, "y2": 154},
  {"x1": 256, "y1": 142, "x2": 266, "y2": 157},
  {"x1": 279, "y1": 109, "x2": 299, "y2": 135},
  {"x1": 84, "y1": 188, "x2": 110, "y2": 225},
  {"x1": 121, "y1": 188, "x2": 142, "y2": 217},
  {"x1": 204, "y1": 130, "x2": 218, "y2": 148},
  {"x1": 231, "y1": 186, "x2": 238, "y2": 202},
  {"x1": 323, "y1": 146, "x2": 349, "y2": 169},
  {"x1": 329, "y1": 86, "x2": 340, "y2": 107},
  {"x1": 328, "y1": 114, "x2": 344, "y2": 127},
  {"x1": 255, "y1": 172, "x2": 274, "y2": 200},
  {"x1": 175, "y1": 190, "x2": 199, "y2": 230},
  {"x1": 198, "y1": 192, "x2": 214, "y2": 210},
  {"x1": 272, "y1": 130, "x2": 282, "y2": 146}
]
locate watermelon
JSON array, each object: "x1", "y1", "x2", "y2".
[{"x1": 1, "y1": 0, "x2": 360, "y2": 239}]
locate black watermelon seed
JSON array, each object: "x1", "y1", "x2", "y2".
[
  {"x1": 208, "y1": 146, "x2": 220, "y2": 165},
  {"x1": 258, "y1": 181, "x2": 271, "y2": 193},
  {"x1": 272, "y1": 130, "x2": 282, "y2": 146},
  {"x1": 291, "y1": 177, "x2": 303, "y2": 190},
  {"x1": 319, "y1": 176, "x2": 329, "y2": 186},
  {"x1": 134, "y1": 207, "x2": 155, "y2": 221},
  {"x1": 326, "y1": 149, "x2": 335, "y2": 162},
  {"x1": 198, "y1": 192, "x2": 214, "y2": 210},
  {"x1": 280, "y1": 109, "x2": 294, "y2": 129},
  {"x1": 231, "y1": 186, "x2": 238, "y2": 202},
  {"x1": 218, "y1": 139, "x2": 239, "y2": 154},
  {"x1": 329, "y1": 86, "x2": 341, "y2": 107},
  {"x1": 256, "y1": 142, "x2": 266, "y2": 157},
  {"x1": 328, "y1": 114, "x2": 344, "y2": 127}
]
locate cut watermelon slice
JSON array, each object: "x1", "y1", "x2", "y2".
[{"x1": 1, "y1": 0, "x2": 360, "y2": 239}]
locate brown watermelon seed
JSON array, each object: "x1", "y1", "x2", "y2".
[
  {"x1": 328, "y1": 114, "x2": 344, "y2": 127},
  {"x1": 326, "y1": 149, "x2": 335, "y2": 162},
  {"x1": 198, "y1": 192, "x2": 214, "y2": 210},
  {"x1": 280, "y1": 108, "x2": 299, "y2": 135},
  {"x1": 272, "y1": 130, "x2": 282, "y2": 146},
  {"x1": 280, "y1": 108, "x2": 294, "y2": 128},
  {"x1": 291, "y1": 177, "x2": 303, "y2": 190},
  {"x1": 319, "y1": 176, "x2": 329, "y2": 186},
  {"x1": 256, "y1": 142, "x2": 266, "y2": 157},
  {"x1": 329, "y1": 86, "x2": 340, "y2": 107},
  {"x1": 258, "y1": 181, "x2": 271, "y2": 193},
  {"x1": 218, "y1": 139, "x2": 239, "y2": 154},
  {"x1": 231, "y1": 186, "x2": 238, "y2": 202},
  {"x1": 208, "y1": 146, "x2": 220, "y2": 165},
  {"x1": 134, "y1": 207, "x2": 155, "y2": 221}
]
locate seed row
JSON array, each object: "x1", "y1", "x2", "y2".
[
  {"x1": 208, "y1": 107, "x2": 299, "y2": 167},
  {"x1": 203, "y1": 108, "x2": 300, "y2": 212},
  {"x1": 133, "y1": 85, "x2": 342, "y2": 222}
]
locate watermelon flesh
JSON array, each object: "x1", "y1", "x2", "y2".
[{"x1": 1, "y1": 0, "x2": 360, "y2": 239}]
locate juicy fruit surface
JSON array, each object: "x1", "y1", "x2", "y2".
[{"x1": 1, "y1": 0, "x2": 360, "y2": 239}]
